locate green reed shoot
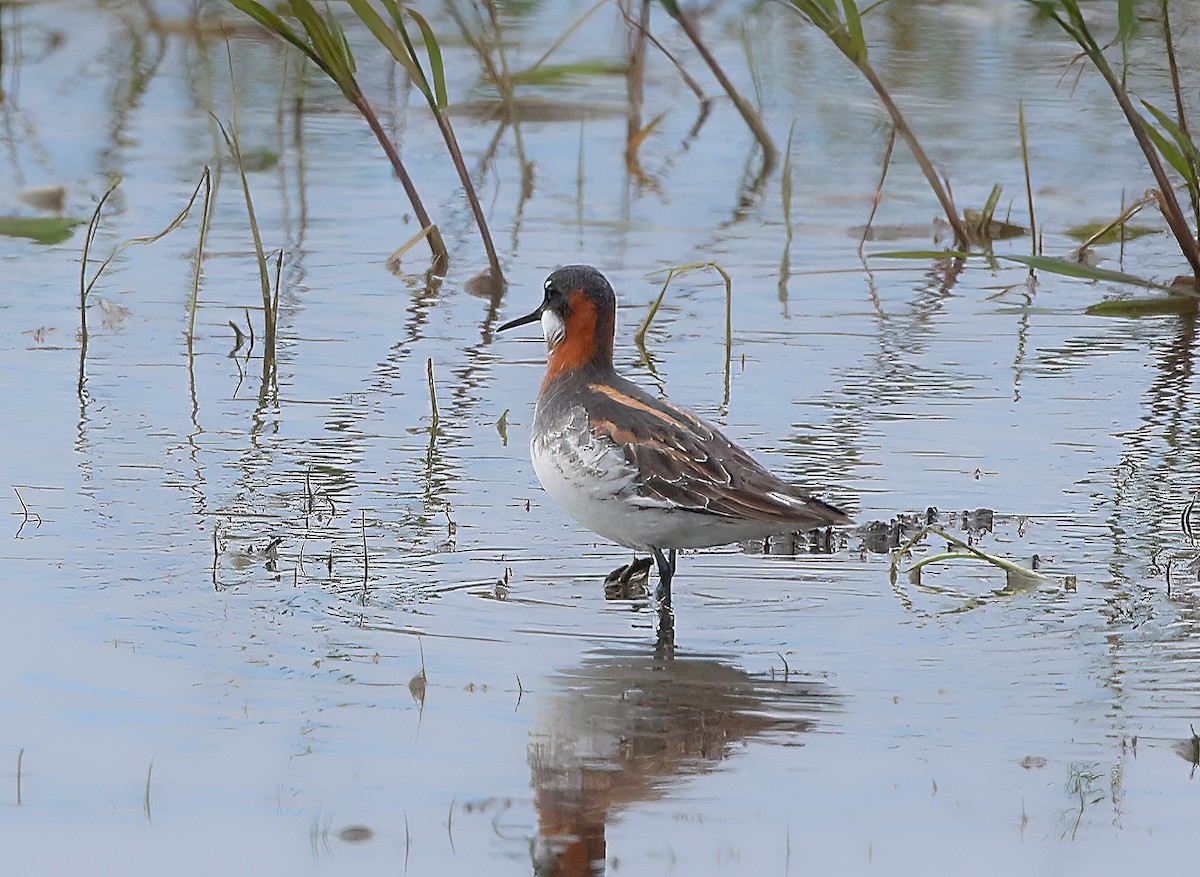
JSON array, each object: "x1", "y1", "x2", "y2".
[
  {"x1": 785, "y1": 0, "x2": 970, "y2": 248},
  {"x1": 227, "y1": 0, "x2": 449, "y2": 273},
  {"x1": 215, "y1": 116, "x2": 276, "y2": 375},
  {"x1": 960, "y1": 183, "x2": 1025, "y2": 246},
  {"x1": 1029, "y1": 0, "x2": 1200, "y2": 277},
  {"x1": 1018, "y1": 100, "x2": 1037, "y2": 265},
  {"x1": 779, "y1": 122, "x2": 795, "y2": 310}
]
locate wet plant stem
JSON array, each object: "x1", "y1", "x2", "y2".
[
  {"x1": 228, "y1": 0, "x2": 450, "y2": 273},
  {"x1": 78, "y1": 179, "x2": 119, "y2": 393},
  {"x1": 620, "y1": 2, "x2": 708, "y2": 117},
  {"x1": 857, "y1": 63, "x2": 967, "y2": 247},
  {"x1": 626, "y1": 0, "x2": 650, "y2": 164},
  {"x1": 427, "y1": 101, "x2": 502, "y2": 282},
  {"x1": 144, "y1": 757, "x2": 154, "y2": 823},
  {"x1": 784, "y1": 0, "x2": 968, "y2": 246},
  {"x1": 1093, "y1": 61, "x2": 1200, "y2": 276},
  {"x1": 1160, "y1": 0, "x2": 1198, "y2": 230},
  {"x1": 427, "y1": 357, "x2": 440, "y2": 438},
  {"x1": 373, "y1": 0, "x2": 500, "y2": 280},
  {"x1": 889, "y1": 524, "x2": 1049, "y2": 585},
  {"x1": 186, "y1": 166, "x2": 215, "y2": 345},
  {"x1": 358, "y1": 104, "x2": 449, "y2": 275},
  {"x1": 860, "y1": 124, "x2": 896, "y2": 254},
  {"x1": 361, "y1": 509, "x2": 369, "y2": 604},
  {"x1": 663, "y1": 4, "x2": 777, "y2": 176}
]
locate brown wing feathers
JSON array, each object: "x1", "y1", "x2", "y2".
[{"x1": 585, "y1": 379, "x2": 845, "y2": 527}]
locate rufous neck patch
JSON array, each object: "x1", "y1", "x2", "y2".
[{"x1": 543, "y1": 290, "x2": 610, "y2": 387}]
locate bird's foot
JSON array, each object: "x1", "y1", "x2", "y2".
[{"x1": 603, "y1": 556, "x2": 653, "y2": 600}]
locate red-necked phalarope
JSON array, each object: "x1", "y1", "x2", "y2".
[{"x1": 499, "y1": 265, "x2": 850, "y2": 613}]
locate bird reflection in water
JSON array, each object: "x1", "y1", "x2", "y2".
[{"x1": 528, "y1": 647, "x2": 838, "y2": 875}]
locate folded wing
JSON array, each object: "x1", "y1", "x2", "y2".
[{"x1": 585, "y1": 377, "x2": 849, "y2": 530}]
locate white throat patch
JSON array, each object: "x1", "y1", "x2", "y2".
[{"x1": 541, "y1": 309, "x2": 566, "y2": 353}]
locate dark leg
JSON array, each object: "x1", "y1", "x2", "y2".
[
  {"x1": 654, "y1": 606, "x2": 675, "y2": 659},
  {"x1": 651, "y1": 548, "x2": 675, "y2": 656},
  {"x1": 650, "y1": 547, "x2": 677, "y2": 609}
]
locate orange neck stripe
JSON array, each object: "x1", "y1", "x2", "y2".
[{"x1": 542, "y1": 290, "x2": 613, "y2": 388}]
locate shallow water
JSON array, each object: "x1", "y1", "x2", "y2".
[{"x1": 3, "y1": 0, "x2": 1200, "y2": 872}]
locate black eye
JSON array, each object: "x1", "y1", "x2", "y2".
[{"x1": 544, "y1": 284, "x2": 562, "y2": 304}]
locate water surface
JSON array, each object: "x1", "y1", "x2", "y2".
[{"x1": 2, "y1": 0, "x2": 1200, "y2": 873}]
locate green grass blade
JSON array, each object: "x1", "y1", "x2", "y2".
[
  {"x1": 841, "y1": 0, "x2": 867, "y2": 63},
  {"x1": 227, "y1": 0, "x2": 314, "y2": 61},
  {"x1": 873, "y1": 249, "x2": 1167, "y2": 290},
  {"x1": 348, "y1": 0, "x2": 423, "y2": 83},
  {"x1": 288, "y1": 0, "x2": 343, "y2": 76},
  {"x1": 509, "y1": 61, "x2": 626, "y2": 86},
  {"x1": 1117, "y1": 0, "x2": 1134, "y2": 45},
  {"x1": 1001, "y1": 254, "x2": 1167, "y2": 289},
  {"x1": 395, "y1": 11, "x2": 434, "y2": 103},
  {"x1": 1138, "y1": 112, "x2": 1193, "y2": 181},
  {"x1": 1141, "y1": 99, "x2": 1200, "y2": 164},
  {"x1": 331, "y1": 13, "x2": 356, "y2": 76},
  {"x1": 980, "y1": 182, "x2": 1002, "y2": 226},
  {"x1": 810, "y1": 0, "x2": 840, "y2": 21},
  {"x1": 1086, "y1": 295, "x2": 1199, "y2": 317},
  {"x1": 787, "y1": 0, "x2": 835, "y2": 31},
  {"x1": 782, "y1": 122, "x2": 795, "y2": 229},
  {"x1": 871, "y1": 249, "x2": 971, "y2": 260},
  {"x1": 406, "y1": 9, "x2": 447, "y2": 109}
]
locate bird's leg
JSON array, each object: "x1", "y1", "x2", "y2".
[
  {"x1": 651, "y1": 547, "x2": 675, "y2": 610},
  {"x1": 603, "y1": 556, "x2": 653, "y2": 600},
  {"x1": 654, "y1": 606, "x2": 675, "y2": 659}
]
